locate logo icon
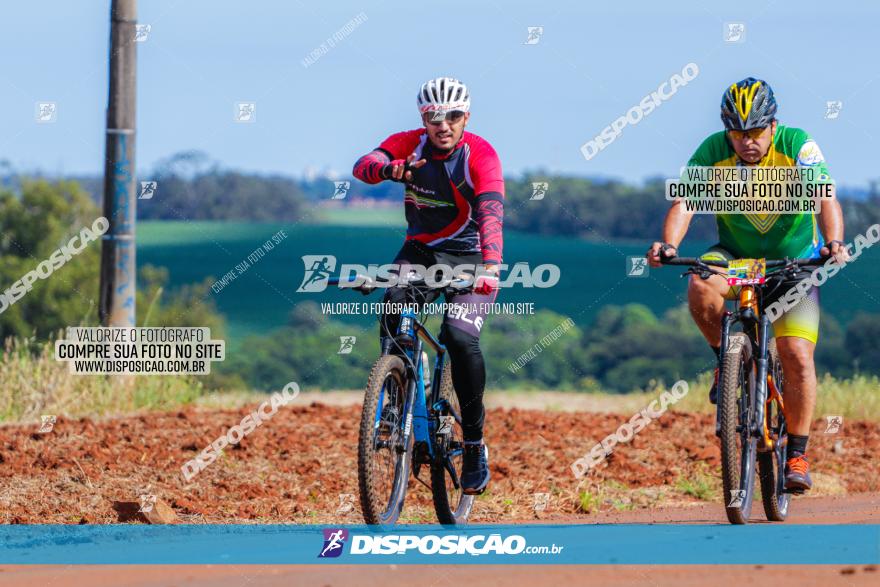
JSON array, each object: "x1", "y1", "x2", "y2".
[
  {"x1": 338, "y1": 336, "x2": 356, "y2": 354},
  {"x1": 297, "y1": 255, "x2": 337, "y2": 292},
  {"x1": 235, "y1": 102, "x2": 256, "y2": 123},
  {"x1": 134, "y1": 24, "x2": 151, "y2": 42},
  {"x1": 824, "y1": 100, "x2": 843, "y2": 120},
  {"x1": 139, "y1": 181, "x2": 157, "y2": 200},
  {"x1": 335, "y1": 493, "x2": 355, "y2": 514},
  {"x1": 138, "y1": 493, "x2": 157, "y2": 514},
  {"x1": 36, "y1": 102, "x2": 57, "y2": 123},
  {"x1": 524, "y1": 26, "x2": 544, "y2": 45},
  {"x1": 824, "y1": 415, "x2": 843, "y2": 434},
  {"x1": 318, "y1": 528, "x2": 349, "y2": 558},
  {"x1": 533, "y1": 492, "x2": 550, "y2": 512},
  {"x1": 530, "y1": 181, "x2": 548, "y2": 201},
  {"x1": 724, "y1": 22, "x2": 746, "y2": 43},
  {"x1": 726, "y1": 335, "x2": 745, "y2": 352},
  {"x1": 332, "y1": 181, "x2": 350, "y2": 200},
  {"x1": 627, "y1": 256, "x2": 648, "y2": 277},
  {"x1": 728, "y1": 489, "x2": 746, "y2": 508},
  {"x1": 38, "y1": 415, "x2": 57, "y2": 433},
  {"x1": 436, "y1": 415, "x2": 455, "y2": 436}
]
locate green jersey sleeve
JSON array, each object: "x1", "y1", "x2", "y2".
[{"x1": 686, "y1": 131, "x2": 732, "y2": 168}]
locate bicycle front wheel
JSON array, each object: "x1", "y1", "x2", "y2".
[
  {"x1": 719, "y1": 333, "x2": 758, "y2": 525},
  {"x1": 358, "y1": 355, "x2": 413, "y2": 526}
]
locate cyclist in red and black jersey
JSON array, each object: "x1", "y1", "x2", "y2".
[{"x1": 353, "y1": 77, "x2": 503, "y2": 494}]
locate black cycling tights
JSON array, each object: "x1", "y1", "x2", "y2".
[{"x1": 439, "y1": 322, "x2": 486, "y2": 442}]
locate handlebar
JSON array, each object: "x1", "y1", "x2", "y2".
[
  {"x1": 658, "y1": 256, "x2": 828, "y2": 269},
  {"x1": 326, "y1": 274, "x2": 475, "y2": 294}
]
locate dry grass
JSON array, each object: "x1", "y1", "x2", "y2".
[
  {"x1": 673, "y1": 371, "x2": 880, "y2": 421},
  {"x1": 2, "y1": 336, "x2": 877, "y2": 424},
  {"x1": 0, "y1": 337, "x2": 203, "y2": 424}
]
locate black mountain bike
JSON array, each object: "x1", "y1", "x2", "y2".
[
  {"x1": 661, "y1": 254, "x2": 825, "y2": 524},
  {"x1": 326, "y1": 275, "x2": 475, "y2": 527}
]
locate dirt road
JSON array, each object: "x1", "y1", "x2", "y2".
[
  {"x1": 1, "y1": 561, "x2": 878, "y2": 587},
  {"x1": 2, "y1": 496, "x2": 878, "y2": 586},
  {"x1": 1, "y1": 401, "x2": 876, "y2": 523},
  {"x1": 1, "y1": 401, "x2": 877, "y2": 585},
  {"x1": 2, "y1": 494, "x2": 878, "y2": 587}
]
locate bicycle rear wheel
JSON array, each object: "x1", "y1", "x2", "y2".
[
  {"x1": 759, "y1": 338, "x2": 791, "y2": 521},
  {"x1": 719, "y1": 333, "x2": 758, "y2": 525},
  {"x1": 431, "y1": 361, "x2": 475, "y2": 525},
  {"x1": 358, "y1": 355, "x2": 413, "y2": 526}
]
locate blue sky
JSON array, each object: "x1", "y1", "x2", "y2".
[{"x1": 1, "y1": 0, "x2": 878, "y2": 187}]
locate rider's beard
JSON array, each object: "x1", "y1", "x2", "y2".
[{"x1": 428, "y1": 127, "x2": 463, "y2": 153}]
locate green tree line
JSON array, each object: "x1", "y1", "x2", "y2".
[
  {"x1": 0, "y1": 180, "x2": 223, "y2": 343},
  {"x1": 223, "y1": 301, "x2": 880, "y2": 393},
  {"x1": 1, "y1": 178, "x2": 878, "y2": 394},
  {"x1": 7, "y1": 153, "x2": 876, "y2": 241}
]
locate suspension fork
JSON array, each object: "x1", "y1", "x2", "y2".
[
  {"x1": 396, "y1": 311, "x2": 420, "y2": 453},
  {"x1": 716, "y1": 311, "x2": 735, "y2": 436},
  {"x1": 751, "y1": 314, "x2": 771, "y2": 437}
]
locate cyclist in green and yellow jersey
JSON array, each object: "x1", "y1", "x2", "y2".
[{"x1": 646, "y1": 77, "x2": 850, "y2": 492}]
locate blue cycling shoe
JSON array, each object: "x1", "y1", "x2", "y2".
[{"x1": 461, "y1": 442, "x2": 490, "y2": 495}]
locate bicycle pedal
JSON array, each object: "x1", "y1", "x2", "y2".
[{"x1": 462, "y1": 485, "x2": 487, "y2": 496}]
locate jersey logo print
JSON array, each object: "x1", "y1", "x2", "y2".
[
  {"x1": 737, "y1": 145, "x2": 790, "y2": 234},
  {"x1": 743, "y1": 212, "x2": 779, "y2": 234},
  {"x1": 404, "y1": 190, "x2": 455, "y2": 208}
]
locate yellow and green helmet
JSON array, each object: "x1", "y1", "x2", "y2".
[{"x1": 720, "y1": 77, "x2": 777, "y2": 130}]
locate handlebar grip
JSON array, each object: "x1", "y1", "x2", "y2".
[
  {"x1": 764, "y1": 256, "x2": 830, "y2": 268},
  {"x1": 659, "y1": 256, "x2": 729, "y2": 268},
  {"x1": 798, "y1": 257, "x2": 830, "y2": 267},
  {"x1": 659, "y1": 256, "x2": 699, "y2": 265}
]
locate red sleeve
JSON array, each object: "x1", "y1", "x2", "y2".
[
  {"x1": 475, "y1": 195, "x2": 504, "y2": 265},
  {"x1": 352, "y1": 150, "x2": 389, "y2": 184},
  {"x1": 468, "y1": 136, "x2": 505, "y2": 197},
  {"x1": 378, "y1": 129, "x2": 425, "y2": 160},
  {"x1": 468, "y1": 136, "x2": 505, "y2": 264},
  {"x1": 352, "y1": 130, "x2": 425, "y2": 185}
]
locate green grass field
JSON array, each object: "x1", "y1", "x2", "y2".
[
  {"x1": 312, "y1": 206, "x2": 403, "y2": 227},
  {"x1": 138, "y1": 216, "x2": 880, "y2": 346}
]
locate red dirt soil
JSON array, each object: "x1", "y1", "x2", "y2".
[
  {"x1": 0, "y1": 563, "x2": 878, "y2": 587},
  {"x1": 0, "y1": 402, "x2": 877, "y2": 524}
]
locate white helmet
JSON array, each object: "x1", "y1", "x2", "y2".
[{"x1": 417, "y1": 77, "x2": 470, "y2": 114}]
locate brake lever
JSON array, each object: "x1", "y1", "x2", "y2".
[{"x1": 679, "y1": 262, "x2": 718, "y2": 281}]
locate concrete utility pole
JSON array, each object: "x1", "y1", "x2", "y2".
[{"x1": 99, "y1": 0, "x2": 137, "y2": 327}]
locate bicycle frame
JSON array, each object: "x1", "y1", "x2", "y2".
[
  {"x1": 325, "y1": 274, "x2": 474, "y2": 524},
  {"x1": 718, "y1": 282, "x2": 783, "y2": 450},
  {"x1": 387, "y1": 308, "x2": 453, "y2": 461}
]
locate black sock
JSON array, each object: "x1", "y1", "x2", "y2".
[{"x1": 787, "y1": 434, "x2": 809, "y2": 459}]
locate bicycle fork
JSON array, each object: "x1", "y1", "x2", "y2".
[
  {"x1": 718, "y1": 312, "x2": 771, "y2": 440},
  {"x1": 717, "y1": 311, "x2": 734, "y2": 437},
  {"x1": 751, "y1": 315, "x2": 771, "y2": 438},
  {"x1": 395, "y1": 311, "x2": 431, "y2": 458}
]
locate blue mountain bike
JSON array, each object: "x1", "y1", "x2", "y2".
[{"x1": 327, "y1": 275, "x2": 475, "y2": 526}]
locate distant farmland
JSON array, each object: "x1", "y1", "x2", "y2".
[{"x1": 138, "y1": 218, "x2": 880, "y2": 347}]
